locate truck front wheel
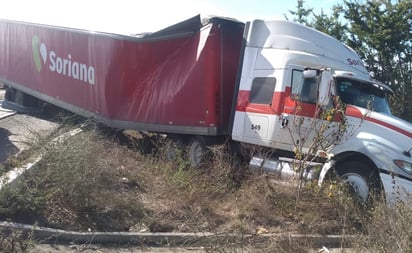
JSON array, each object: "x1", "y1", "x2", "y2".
[{"x1": 335, "y1": 160, "x2": 382, "y2": 204}]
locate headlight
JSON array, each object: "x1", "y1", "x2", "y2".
[{"x1": 394, "y1": 160, "x2": 412, "y2": 174}]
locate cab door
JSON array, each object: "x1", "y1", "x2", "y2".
[
  {"x1": 241, "y1": 73, "x2": 276, "y2": 145},
  {"x1": 284, "y1": 68, "x2": 337, "y2": 154}
]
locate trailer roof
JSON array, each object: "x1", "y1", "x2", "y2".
[
  {"x1": 0, "y1": 14, "x2": 243, "y2": 43},
  {"x1": 139, "y1": 14, "x2": 244, "y2": 40}
]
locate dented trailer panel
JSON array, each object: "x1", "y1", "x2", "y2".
[{"x1": 0, "y1": 16, "x2": 244, "y2": 135}]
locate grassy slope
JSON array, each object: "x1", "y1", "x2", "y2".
[{"x1": 0, "y1": 124, "x2": 410, "y2": 251}]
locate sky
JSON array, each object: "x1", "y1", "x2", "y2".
[{"x1": 0, "y1": 0, "x2": 340, "y2": 35}]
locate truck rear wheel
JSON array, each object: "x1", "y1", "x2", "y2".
[
  {"x1": 335, "y1": 160, "x2": 381, "y2": 204},
  {"x1": 187, "y1": 136, "x2": 207, "y2": 167}
]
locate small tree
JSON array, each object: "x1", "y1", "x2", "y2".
[
  {"x1": 287, "y1": 96, "x2": 347, "y2": 201},
  {"x1": 284, "y1": 68, "x2": 374, "y2": 203}
]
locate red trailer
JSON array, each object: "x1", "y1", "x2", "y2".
[{"x1": 0, "y1": 15, "x2": 244, "y2": 138}]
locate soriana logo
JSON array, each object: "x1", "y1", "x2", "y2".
[{"x1": 31, "y1": 35, "x2": 95, "y2": 85}]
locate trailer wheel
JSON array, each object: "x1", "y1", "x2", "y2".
[
  {"x1": 136, "y1": 134, "x2": 155, "y2": 155},
  {"x1": 335, "y1": 160, "x2": 381, "y2": 204},
  {"x1": 4, "y1": 86, "x2": 15, "y2": 101},
  {"x1": 187, "y1": 136, "x2": 207, "y2": 167},
  {"x1": 165, "y1": 139, "x2": 184, "y2": 162},
  {"x1": 4, "y1": 88, "x2": 43, "y2": 112}
]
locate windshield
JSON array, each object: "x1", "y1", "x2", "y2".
[{"x1": 336, "y1": 78, "x2": 392, "y2": 114}]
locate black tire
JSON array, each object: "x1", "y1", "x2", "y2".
[
  {"x1": 164, "y1": 138, "x2": 184, "y2": 162},
  {"x1": 136, "y1": 135, "x2": 155, "y2": 155},
  {"x1": 21, "y1": 93, "x2": 42, "y2": 107},
  {"x1": 335, "y1": 160, "x2": 382, "y2": 203},
  {"x1": 4, "y1": 86, "x2": 15, "y2": 101},
  {"x1": 14, "y1": 90, "x2": 24, "y2": 105},
  {"x1": 4, "y1": 88, "x2": 43, "y2": 110},
  {"x1": 187, "y1": 136, "x2": 207, "y2": 167}
]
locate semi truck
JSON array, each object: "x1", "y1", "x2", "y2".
[{"x1": 0, "y1": 15, "x2": 411, "y2": 203}]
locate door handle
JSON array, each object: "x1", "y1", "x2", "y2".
[{"x1": 281, "y1": 114, "x2": 289, "y2": 128}]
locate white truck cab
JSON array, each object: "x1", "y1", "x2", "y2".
[{"x1": 232, "y1": 19, "x2": 412, "y2": 203}]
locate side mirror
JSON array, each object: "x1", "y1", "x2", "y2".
[
  {"x1": 302, "y1": 69, "x2": 318, "y2": 78},
  {"x1": 318, "y1": 69, "x2": 333, "y2": 106}
]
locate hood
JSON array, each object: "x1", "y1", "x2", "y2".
[
  {"x1": 371, "y1": 111, "x2": 412, "y2": 139},
  {"x1": 346, "y1": 105, "x2": 412, "y2": 137},
  {"x1": 345, "y1": 105, "x2": 412, "y2": 153}
]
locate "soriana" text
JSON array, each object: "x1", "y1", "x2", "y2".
[{"x1": 49, "y1": 51, "x2": 95, "y2": 85}]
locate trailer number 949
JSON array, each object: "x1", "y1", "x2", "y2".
[{"x1": 251, "y1": 124, "x2": 261, "y2": 131}]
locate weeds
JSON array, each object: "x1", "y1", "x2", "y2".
[
  {"x1": 353, "y1": 201, "x2": 412, "y2": 252},
  {"x1": 0, "y1": 126, "x2": 147, "y2": 231},
  {"x1": 0, "y1": 122, "x2": 411, "y2": 252},
  {"x1": 163, "y1": 143, "x2": 194, "y2": 190},
  {"x1": 0, "y1": 227, "x2": 35, "y2": 253}
]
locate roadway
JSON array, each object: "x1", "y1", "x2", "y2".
[{"x1": 0, "y1": 87, "x2": 58, "y2": 163}]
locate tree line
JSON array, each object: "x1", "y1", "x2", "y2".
[{"x1": 287, "y1": 0, "x2": 412, "y2": 122}]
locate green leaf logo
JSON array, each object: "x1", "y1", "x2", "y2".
[
  {"x1": 32, "y1": 36, "x2": 47, "y2": 72},
  {"x1": 32, "y1": 36, "x2": 42, "y2": 72}
]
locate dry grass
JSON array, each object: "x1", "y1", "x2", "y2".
[
  {"x1": 352, "y1": 201, "x2": 412, "y2": 252},
  {"x1": 0, "y1": 123, "x2": 410, "y2": 251},
  {"x1": 0, "y1": 227, "x2": 34, "y2": 253}
]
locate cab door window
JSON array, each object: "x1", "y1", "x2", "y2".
[
  {"x1": 291, "y1": 70, "x2": 317, "y2": 104},
  {"x1": 250, "y1": 77, "x2": 276, "y2": 104}
]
